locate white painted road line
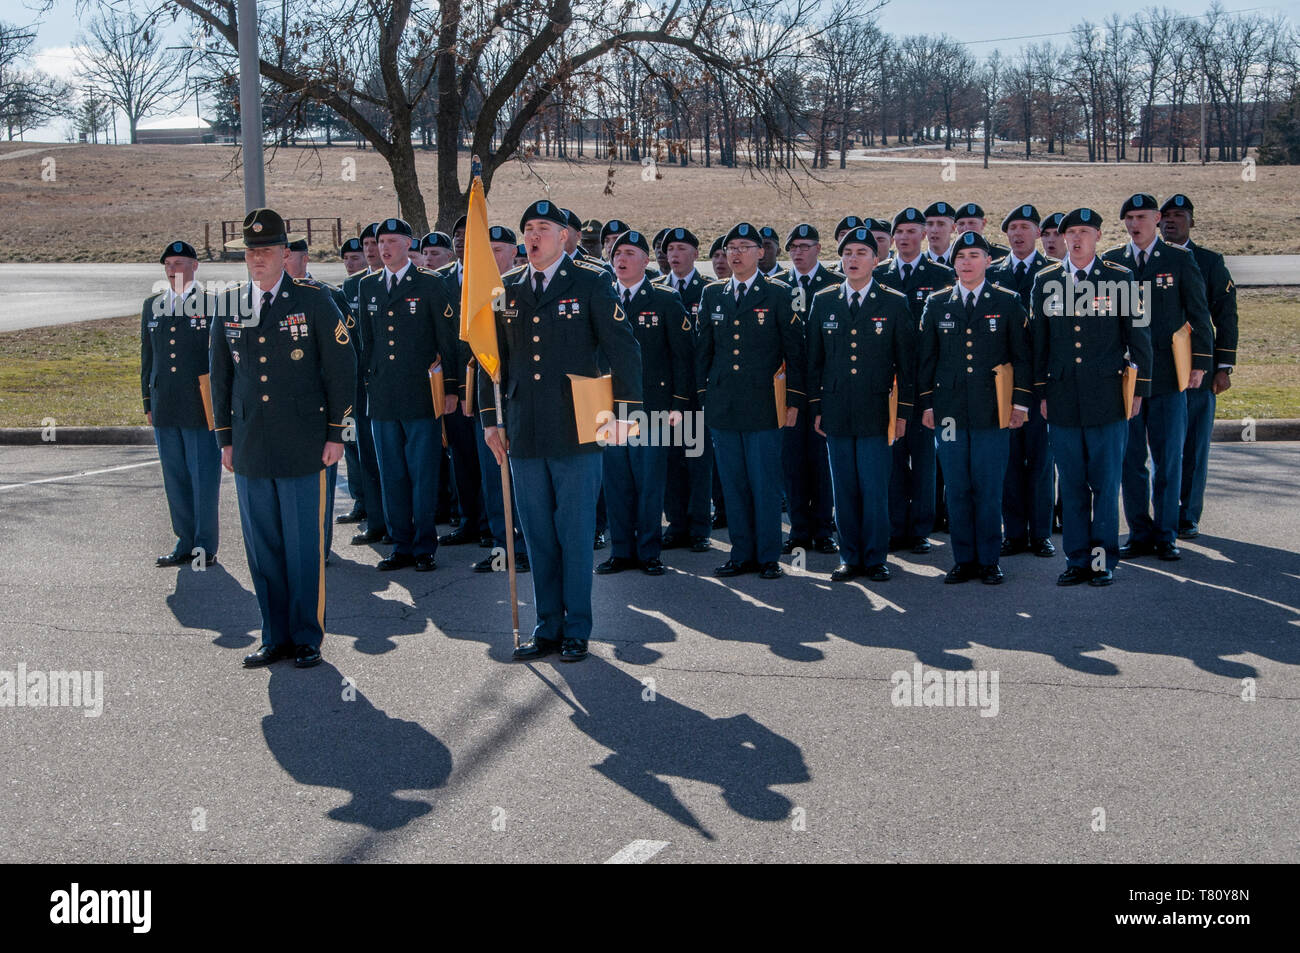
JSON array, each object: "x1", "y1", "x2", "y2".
[
  {"x1": 604, "y1": 840, "x2": 670, "y2": 864},
  {"x1": 0, "y1": 458, "x2": 160, "y2": 492}
]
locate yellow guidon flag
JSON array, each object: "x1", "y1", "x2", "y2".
[{"x1": 459, "y1": 177, "x2": 504, "y2": 381}]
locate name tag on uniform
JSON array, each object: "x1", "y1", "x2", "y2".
[
  {"x1": 224, "y1": 319, "x2": 241, "y2": 339},
  {"x1": 367, "y1": 301, "x2": 378, "y2": 311},
  {"x1": 938, "y1": 314, "x2": 956, "y2": 330},
  {"x1": 822, "y1": 321, "x2": 838, "y2": 330},
  {"x1": 711, "y1": 312, "x2": 724, "y2": 323},
  {"x1": 147, "y1": 320, "x2": 159, "y2": 329},
  {"x1": 502, "y1": 308, "x2": 518, "y2": 319}
]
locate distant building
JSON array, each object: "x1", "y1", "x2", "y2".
[{"x1": 135, "y1": 115, "x2": 215, "y2": 145}]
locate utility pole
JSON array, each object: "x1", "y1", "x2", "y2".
[{"x1": 237, "y1": 0, "x2": 266, "y2": 210}]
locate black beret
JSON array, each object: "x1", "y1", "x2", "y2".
[
  {"x1": 287, "y1": 238, "x2": 309, "y2": 252},
  {"x1": 652, "y1": 227, "x2": 671, "y2": 250},
  {"x1": 757, "y1": 226, "x2": 779, "y2": 243},
  {"x1": 488, "y1": 225, "x2": 517, "y2": 244},
  {"x1": 723, "y1": 222, "x2": 761, "y2": 246},
  {"x1": 785, "y1": 223, "x2": 820, "y2": 248},
  {"x1": 837, "y1": 227, "x2": 880, "y2": 257},
  {"x1": 833, "y1": 215, "x2": 864, "y2": 235},
  {"x1": 519, "y1": 199, "x2": 568, "y2": 230},
  {"x1": 1160, "y1": 193, "x2": 1194, "y2": 215},
  {"x1": 864, "y1": 218, "x2": 894, "y2": 235},
  {"x1": 516, "y1": 243, "x2": 526, "y2": 256},
  {"x1": 892, "y1": 207, "x2": 925, "y2": 231},
  {"x1": 956, "y1": 203, "x2": 986, "y2": 220},
  {"x1": 376, "y1": 217, "x2": 413, "y2": 238},
  {"x1": 582, "y1": 218, "x2": 602, "y2": 237},
  {"x1": 1041, "y1": 212, "x2": 1066, "y2": 232},
  {"x1": 952, "y1": 231, "x2": 992, "y2": 255},
  {"x1": 611, "y1": 229, "x2": 650, "y2": 255},
  {"x1": 409, "y1": 237, "x2": 421, "y2": 251},
  {"x1": 599, "y1": 218, "x2": 630, "y2": 242},
  {"x1": 923, "y1": 201, "x2": 956, "y2": 220},
  {"x1": 160, "y1": 240, "x2": 197, "y2": 263},
  {"x1": 663, "y1": 227, "x2": 699, "y2": 249},
  {"x1": 339, "y1": 237, "x2": 363, "y2": 256},
  {"x1": 562, "y1": 208, "x2": 583, "y2": 230},
  {"x1": 360, "y1": 222, "x2": 380, "y2": 241},
  {"x1": 451, "y1": 215, "x2": 467, "y2": 236},
  {"x1": 1001, "y1": 205, "x2": 1041, "y2": 230},
  {"x1": 1120, "y1": 193, "x2": 1159, "y2": 217},
  {"x1": 1059, "y1": 208, "x2": 1103, "y2": 232},
  {"x1": 421, "y1": 231, "x2": 453, "y2": 250},
  {"x1": 708, "y1": 235, "x2": 726, "y2": 256}
]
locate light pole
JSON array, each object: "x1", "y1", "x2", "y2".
[{"x1": 237, "y1": 0, "x2": 266, "y2": 210}]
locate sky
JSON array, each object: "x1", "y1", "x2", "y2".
[{"x1": 4, "y1": 0, "x2": 1299, "y2": 142}]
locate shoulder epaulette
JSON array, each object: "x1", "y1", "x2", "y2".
[
  {"x1": 879, "y1": 284, "x2": 907, "y2": 299},
  {"x1": 765, "y1": 276, "x2": 791, "y2": 289},
  {"x1": 1103, "y1": 260, "x2": 1130, "y2": 272},
  {"x1": 572, "y1": 258, "x2": 607, "y2": 273},
  {"x1": 416, "y1": 266, "x2": 442, "y2": 277},
  {"x1": 929, "y1": 285, "x2": 954, "y2": 298},
  {"x1": 502, "y1": 264, "x2": 527, "y2": 278},
  {"x1": 1038, "y1": 261, "x2": 1065, "y2": 275},
  {"x1": 812, "y1": 284, "x2": 840, "y2": 298},
  {"x1": 704, "y1": 278, "x2": 729, "y2": 289},
  {"x1": 435, "y1": 262, "x2": 456, "y2": 275}
]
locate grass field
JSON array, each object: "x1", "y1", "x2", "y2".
[
  {"x1": 1, "y1": 289, "x2": 1295, "y2": 427},
  {"x1": 0, "y1": 143, "x2": 1297, "y2": 262}
]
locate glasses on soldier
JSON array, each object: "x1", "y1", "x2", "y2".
[
  {"x1": 788, "y1": 242, "x2": 818, "y2": 252},
  {"x1": 726, "y1": 243, "x2": 759, "y2": 253}
]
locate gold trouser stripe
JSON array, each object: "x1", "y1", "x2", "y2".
[{"x1": 317, "y1": 468, "x2": 327, "y2": 633}]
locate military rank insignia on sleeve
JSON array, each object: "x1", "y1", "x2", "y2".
[{"x1": 335, "y1": 320, "x2": 350, "y2": 345}]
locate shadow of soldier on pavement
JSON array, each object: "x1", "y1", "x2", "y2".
[
  {"x1": 262, "y1": 660, "x2": 452, "y2": 831},
  {"x1": 165, "y1": 559, "x2": 259, "y2": 649}
]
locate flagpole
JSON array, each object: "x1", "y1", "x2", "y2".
[{"x1": 494, "y1": 378, "x2": 520, "y2": 649}]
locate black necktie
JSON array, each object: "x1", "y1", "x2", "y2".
[
  {"x1": 964, "y1": 292, "x2": 975, "y2": 320},
  {"x1": 800, "y1": 275, "x2": 811, "y2": 294},
  {"x1": 1015, "y1": 261, "x2": 1027, "y2": 282},
  {"x1": 386, "y1": 272, "x2": 394, "y2": 294},
  {"x1": 1137, "y1": 250, "x2": 1148, "y2": 272},
  {"x1": 735, "y1": 282, "x2": 745, "y2": 302},
  {"x1": 1075, "y1": 269, "x2": 1087, "y2": 285},
  {"x1": 623, "y1": 288, "x2": 632, "y2": 311},
  {"x1": 261, "y1": 291, "x2": 273, "y2": 320},
  {"x1": 850, "y1": 291, "x2": 861, "y2": 317},
  {"x1": 901, "y1": 263, "x2": 913, "y2": 283},
  {"x1": 533, "y1": 271, "x2": 545, "y2": 296}
]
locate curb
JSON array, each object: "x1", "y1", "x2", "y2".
[{"x1": 3, "y1": 421, "x2": 1299, "y2": 445}]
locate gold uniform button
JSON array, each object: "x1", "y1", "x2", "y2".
[
  {"x1": 533, "y1": 316, "x2": 540, "y2": 323},
  {"x1": 533, "y1": 373, "x2": 541, "y2": 381},
  {"x1": 259, "y1": 356, "x2": 267, "y2": 363},
  {"x1": 389, "y1": 354, "x2": 396, "y2": 360},
  {"x1": 169, "y1": 326, "x2": 176, "y2": 332},
  {"x1": 1075, "y1": 341, "x2": 1082, "y2": 348},
  {"x1": 169, "y1": 352, "x2": 176, "y2": 358},
  {"x1": 850, "y1": 355, "x2": 857, "y2": 362},
  {"x1": 966, "y1": 354, "x2": 973, "y2": 360},
  {"x1": 733, "y1": 349, "x2": 740, "y2": 355},
  {"x1": 966, "y1": 342, "x2": 972, "y2": 348},
  {"x1": 1074, "y1": 325, "x2": 1081, "y2": 332},
  {"x1": 733, "y1": 334, "x2": 740, "y2": 340},
  {"x1": 388, "y1": 310, "x2": 394, "y2": 316},
  {"x1": 733, "y1": 364, "x2": 740, "y2": 370},
  {"x1": 967, "y1": 366, "x2": 973, "y2": 373},
  {"x1": 851, "y1": 342, "x2": 857, "y2": 349},
  {"x1": 533, "y1": 335, "x2": 540, "y2": 343},
  {"x1": 1076, "y1": 356, "x2": 1083, "y2": 364},
  {"x1": 533, "y1": 354, "x2": 541, "y2": 362},
  {"x1": 851, "y1": 368, "x2": 858, "y2": 375},
  {"x1": 169, "y1": 339, "x2": 175, "y2": 345},
  {"x1": 260, "y1": 375, "x2": 268, "y2": 382},
  {"x1": 388, "y1": 325, "x2": 395, "y2": 331},
  {"x1": 258, "y1": 336, "x2": 266, "y2": 343},
  {"x1": 851, "y1": 329, "x2": 857, "y2": 335},
  {"x1": 262, "y1": 394, "x2": 270, "y2": 402},
  {"x1": 389, "y1": 340, "x2": 395, "y2": 346},
  {"x1": 170, "y1": 366, "x2": 176, "y2": 372},
  {"x1": 966, "y1": 328, "x2": 972, "y2": 335},
  {"x1": 734, "y1": 320, "x2": 740, "y2": 326}
]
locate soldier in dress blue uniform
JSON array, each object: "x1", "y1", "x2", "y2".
[
  {"x1": 832, "y1": 216, "x2": 867, "y2": 244},
  {"x1": 917, "y1": 231, "x2": 1032, "y2": 585},
  {"x1": 709, "y1": 234, "x2": 732, "y2": 282},
  {"x1": 923, "y1": 201, "x2": 958, "y2": 267},
  {"x1": 1031, "y1": 208, "x2": 1152, "y2": 586},
  {"x1": 657, "y1": 227, "x2": 714, "y2": 553},
  {"x1": 808, "y1": 228, "x2": 914, "y2": 583},
  {"x1": 338, "y1": 234, "x2": 389, "y2": 546},
  {"x1": 865, "y1": 218, "x2": 894, "y2": 266},
  {"x1": 955, "y1": 203, "x2": 1011, "y2": 261},
  {"x1": 481, "y1": 199, "x2": 642, "y2": 663},
  {"x1": 1103, "y1": 193, "x2": 1214, "y2": 561},
  {"x1": 359, "y1": 217, "x2": 459, "y2": 572},
  {"x1": 1039, "y1": 212, "x2": 1066, "y2": 263},
  {"x1": 358, "y1": 221, "x2": 382, "y2": 273},
  {"x1": 142, "y1": 240, "x2": 222, "y2": 568},
  {"x1": 211, "y1": 208, "x2": 356, "y2": 667},
  {"x1": 987, "y1": 205, "x2": 1057, "y2": 559},
  {"x1": 697, "y1": 222, "x2": 805, "y2": 580},
  {"x1": 422, "y1": 231, "x2": 455, "y2": 270},
  {"x1": 600, "y1": 219, "x2": 631, "y2": 263},
  {"x1": 757, "y1": 226, "x2": 789, "y2": 282},
  {"x1": 874, "y1": 207, "x2": 954, "y2": 554},
  {"x1": 782, "y1": 223, "x2": 838, "y2": 555},
  {"x1": 596, "y1": 230, "x2": 693, "y2": 576},
  {"x1": 652, "y1": 227, "x2": 673, "y2": 276},
  {"x1": 1158, "y1": 194, "x2": 1239, "y2": 539}
]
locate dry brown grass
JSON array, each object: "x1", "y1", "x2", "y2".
[{"x1": 0, "y1": 142, "x2": 1296, "y2": 263}]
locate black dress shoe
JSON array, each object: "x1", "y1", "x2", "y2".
[
  {"x1": 243, "y1": 644, "x2": 289, "y2": 668},
  {"x1": 560, "y1": 638, "x2": 589, "y2": 662},
  {"x1": 641, "y1": 557, "x2": 666, "y2": 576},
  {"x1": 350, "y1": 527, "x2": 386, "y2": 545},
  {"x1": 980, "y1": 564, "x2": 1005, "y2": 585},
  {"x1": 759, "y1": 561, "x2": 783, "y2": 579},
  {"x1": 155, "y1": 550, "x2": 188, "y2": 567},
  {"x1": 690, "y1": 536, "x2": 712, "y2": 552},
  {"x1": 1088, "y1": 569, "x2": 1115, "y2": 587},
  {"x1": 512, "y1": 637, "x2": 559, "y2": 661},
  {"x1": 1178, "y1": 522, "x2": 1199, "y2": 540},
  {"x1": 515, "y1": 552, "x2": 530, "y2": 573},
  {"x1": 1057, "y1": 566, "x2": 1092, "y2": 587},
  {"x1": 813, "y1": 537, "x2": 839, "y2": 554},
  {"x1": 479, "y1": 534, "x2": 495, "y2": 548},
  {"x1": 714, "y1": 559, "x2": 756, "y2": 577},
  {"x1": 781, "y1": 537, "x2": 811, "y2": 555},
  {"x1": 438, "y1": 527, "x2": 478, "y2": 546},
  {"x1": 866, "y1": 563, "x2": 891, "y2": 582},
  {"x1": 414, "y1": 554, "x2": 437, "y2": 572},
  {"x1": 381, "y1": 535, "x2": 394, "y2": 544},
  {"x1": 660, "y1": 531, "x2": 689, "y2": 550},
  {"x1": 911, "y1": 538, "x2": 932, "y2": 555},
  {"x1": 202, "y1": 553, "x2": 218, "y2": 567},
  {"x1": 944, "y1": 563, "x2": 976, "y2": 584},
  {"x1": 830, "y1": 563, "x2": 863, "y2": 582},
  {"x1": 377, "y1": 551, "x2": 417, "y2": 571},
  {"x1": 1032, "y1": 537, "x2": 1056, "y2": 557},
  {"x1": 593, "y1": 530, "x2": 608, "y2": 550},
  {"x1": 595, "y1": 556, "x2": 638, "y2": 574},
  {"x1": 336, "y1": 507, "x2": 365, "y2": 524},
  {"x1": 1001, "y1": 537, "x2": 1029, "y2": 557},
  {"x1": 293, "y1": 644, "x2": 322, "y2": 668},
  {"x1": 1119, "y1": 539, "x2": 1155, "y2": 559},
  {"x1": 1156, "y1": 542, "x2": 1181, "y2": 561}
]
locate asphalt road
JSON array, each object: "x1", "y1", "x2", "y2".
[
  {"x1": 2, "y1": 256, "x2": 1296, "y2": 332},
  {"x1": 0, "y1": 442, "x2": 1297, "y2": 863}
]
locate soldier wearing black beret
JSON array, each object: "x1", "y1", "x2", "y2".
[
  {"x1": 832, "y1": 216, "x2": 866, "y2": 243},
  {"x1": 339, "y1": 232, "x2": 388, "y2": 545},
  {"x1": 212, "y1": 208, "x2": 357, "y2": 668},
  {"x1": 923, "y1": 201, "x2": 957, "y2": 267},
  {"x1": 808, "y1": 228, "x2": 914, "y2": 582},
  {"x1": 697, "y1": 222, "x2": 805, "y2": 579},
  {"x1": 874, "y1": 207, "x2": 954, "y2": 554},
  {"x1": 421, "y1": 231, "x2": 455, "y2": 269},
  {"x1": 709, "y1": 234, "x2": 732, "y2": 281},
  {"x1": 359, "y1": 222, "x2": 382, "y2": 273},
  {"x1": 955, "y1": 202, "x2": 1011, "y2": 261},
  {"x1": 143, "y1": 240, "x2": 222, "y2": 569},
  {"x1": 482, "y1": 198, "x2": 643, "y2": 663},
  {"x1": 359, "y1": 217, "x2": 460, "y2": 573},
  {"x1": 865, "y1": 219, "x2": 894, "y2": 264},
  {"x1": 1103, "y1": 193, "x2": 1214, "y2": 561},
  {"x1": 757, "y1": 226, "x2": 788, "y2": 282},
  {"x1": 1157, "y1": 193, "x2": 1238, "y2": 541}
]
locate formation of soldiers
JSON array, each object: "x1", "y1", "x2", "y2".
[{"x1": 142, "y1": 191, "x2": 1238, "y2": 665}]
